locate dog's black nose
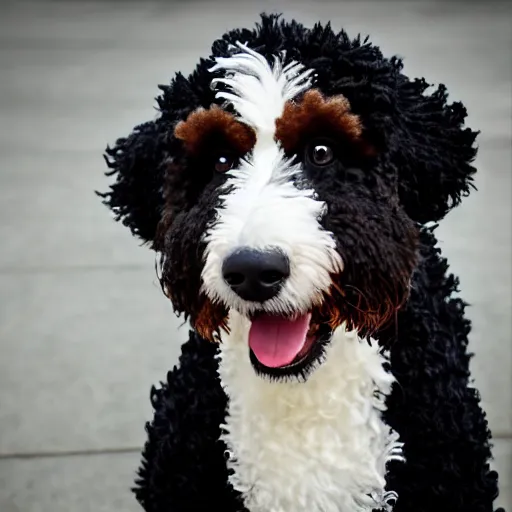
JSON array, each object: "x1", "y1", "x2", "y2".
[{"x1": 222, "y1": 248, "x2": 290, "y2": 302}]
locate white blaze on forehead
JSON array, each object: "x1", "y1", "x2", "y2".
[
  {"x1": 202, "y1": 44, "x2": 343, "y2": 317},
  {"x1": 210, "y1": 42, "x2": 314, "y2": 135}
]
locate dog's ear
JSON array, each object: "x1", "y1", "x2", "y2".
[
  {"x1": 392, "y1": 80, "x2": 479, "y2": 224},
  {"x1": 99, "y1": 118, "x2": 171, "y2": 247}
]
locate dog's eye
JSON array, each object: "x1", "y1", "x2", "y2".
[
  {"x1": 306, "y1": 143, "x2": 335, "y2": 167},
  {"x1": 214, "y1": 154, "x2": 237, "y2": 173}
]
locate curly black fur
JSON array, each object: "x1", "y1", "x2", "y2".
[
  {"x1": 380, "y1": 226, "x2": 503, "y2": 511},
  {"x1": 134, "y1": 334, "x2": 246, "y2": 511},
  {"x1": 99, "y1": 13, "x2": 504, "y2": 512}
]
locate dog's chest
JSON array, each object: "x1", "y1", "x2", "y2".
[{"x1": 217, "y1": 318, "x2": 402, "y2": 512}]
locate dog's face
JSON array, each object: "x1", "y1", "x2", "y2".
[
  {"x1": 156, "y1": 44, "x2": 418, "y2": 379},
  {"x1": 101, "y1": 17, "x2": 477, "y2": 381}
]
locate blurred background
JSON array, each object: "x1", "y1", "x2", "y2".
[{"x1": 0, "y1": 0, "x2": 510, "y2": 510}]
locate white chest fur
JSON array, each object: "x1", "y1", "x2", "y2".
[{"x1": 217, "y1": 312, "x2": 403, "y2": 512}]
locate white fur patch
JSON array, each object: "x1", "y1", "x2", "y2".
[
  {"x1": 201, "y1": 145, "x2": 343, "y2": 317},
  {"x1": 210, "y1": 42, "x2": 314, "y2": 135},
  {"x1": 202, "y1": 44, "x2": 343, "y2": 317},
  {"x1": 217, "y1": 312, "x2": 402, "y2": 512}
]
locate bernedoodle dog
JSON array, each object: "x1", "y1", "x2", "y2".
[{"x1": 99, "y1": 14, "x2": 505, "y2": 512}]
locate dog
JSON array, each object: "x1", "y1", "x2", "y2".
[{"x1": 100, "y1": 14, "x2": 504, "y2": 512}]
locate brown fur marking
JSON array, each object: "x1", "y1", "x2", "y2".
[
  {"x1": 193, "y1": 295, "x2": 229, "y2": 342},
  {"x1": 315, "y1": 270, "x2": 411, "y2": 338},
  {"x1": 275, "y1": 89, "x2": 373, "y2": 155},
  {"x1": 175, "y1": 106, "x2": 256, "y2": 155}
]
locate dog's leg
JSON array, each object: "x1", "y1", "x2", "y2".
[
  {"x1": 133, "y1": 330, "x2": 247, "y2": 512},
  {"x1": 380, "y1": 227, "x2": 503, "y2": 512}
]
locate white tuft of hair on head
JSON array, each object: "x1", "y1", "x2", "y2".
[{"x1": 210, "y1": 42, "x2": 314, "y2": 135}]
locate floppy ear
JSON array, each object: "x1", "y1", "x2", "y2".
[
  {"x1": 392, "y1": 80, "x2": 479, "y2": 224},
  {"x1": 99, "y1": 118, "x2": 171, "y2": 247}
]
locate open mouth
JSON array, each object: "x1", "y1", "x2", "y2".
[{"x1": 248, "y1": 312, "x2": 332, "y2": 379}]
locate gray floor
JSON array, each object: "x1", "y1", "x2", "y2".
[{"x1": 0, "y1": 1, "x2": 510, "y2": 510}]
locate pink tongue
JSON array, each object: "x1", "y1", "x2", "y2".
[{"x1": 249, "y1": 313, "x2": 312, "y2": 368}]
